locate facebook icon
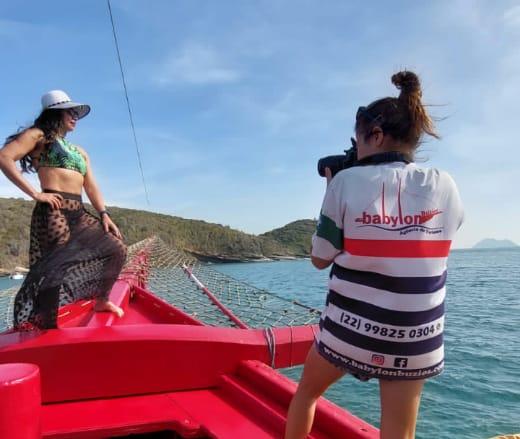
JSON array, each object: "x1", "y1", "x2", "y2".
[{"x1": 394, "y1": 357, "x2": 408, "y2": 368}]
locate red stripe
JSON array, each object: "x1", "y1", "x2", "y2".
[{"x1": 344, "y1": 238, "x2": 451, "y2": 258}]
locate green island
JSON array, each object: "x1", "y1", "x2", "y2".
[{"x1": 0, "y1": 197, "x2": 317, "y2": 273}]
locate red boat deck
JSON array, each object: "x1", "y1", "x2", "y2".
[
  {"x1": 0, "y1": 254, "x2": 379, "y2": 438},
  {"x1": 40, "y1": 360, "x2": 375, "y2": 439}
]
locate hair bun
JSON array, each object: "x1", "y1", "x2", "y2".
[{"x1": 392, "y1": 70, "x2": 421, "y2": 96}]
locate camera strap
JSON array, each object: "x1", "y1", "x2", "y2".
[{"x1": 354, "y1": 151, "x2": 412, "y2": 167}]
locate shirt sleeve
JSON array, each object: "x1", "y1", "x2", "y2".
[
  {"x1": 454, "y1": 189, "x2": 464, "y2": 231},
  {"x1": 312, "y1": 177, "x2": 345, "y2": 261},
  {"x1": 443, "y1": 172, "x2": 464, "y2": 231}
]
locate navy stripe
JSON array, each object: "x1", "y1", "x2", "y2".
[
  {"x1": 331, "y1": 263, "x2": 447, "y2": 294},
  {"x1": 327, "y1": 289, "x2": 444, "y2": 326},
  {"x1": 323, "y1": 317, "x2": 443, "y2": 356}
]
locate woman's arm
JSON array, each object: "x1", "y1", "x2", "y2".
[
  {"x1": 311, "y1": 255, "x2": 333, "y2": 270},
  {"x1": 0, "y1": 128, "x2": 63, "y2": 209},
  {"x1": 80, "y1": 147, "x2": 122, "y2": 239},
  {"x1": 311, "y1": 168, "x2": 342, "y2": 270},
  {"x1": 79, "y1": 147, "x2": 106, "y2": 213},
  {"x1": 0, "y1": 129, "x2": 42, "y2": 199},
  {"x1": 310, "y1": 168, "x2": 344, "y2": 269}
]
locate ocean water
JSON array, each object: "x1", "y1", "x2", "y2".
[
  {"x1": 0, "y1": 277, "x2": 23, "y2": 291},
  {"x1": 1, "y1": 248, "x2": 518, "y2": 438},
  {"x1": 0, "y1": 277, "x2": 22, "y2": 331},
  {"x1": 214, "y1": 248, "x2": 520, "y2": 439}
]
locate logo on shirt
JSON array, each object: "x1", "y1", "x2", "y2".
[
  {"x1": 394, "y1": 357, "x2": 408, "y2": 368},
  {"x1": 371, "y1": 354, "x2": 385, "y2": 365},
  {"x1": 355, "y1": 179, "x2": 444, "y2": 235}
]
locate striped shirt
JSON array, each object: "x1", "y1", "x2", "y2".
[{"x1": 312, "y1": 162, "x2": 463, "y2": 380}]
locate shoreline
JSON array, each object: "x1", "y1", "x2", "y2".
[
  {"x1": 0, "y1": 266, "x2": 29, "y2": 277},
  {"x1": 0, "y1": 255, "x2": 310, "y2": 272},
  {"x1": 185, "y1": 250, "x2": 309, "y2": 264},
  {"x1": 3, "y1": 246, "x2": 519, "y2": 273}
]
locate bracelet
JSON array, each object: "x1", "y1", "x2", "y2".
[{"x1": 98, "y1": 210, "x2": 109, "y2": 217}]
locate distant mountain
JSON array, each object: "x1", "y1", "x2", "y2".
[
  {"x1": 472, "y1": 239, "x2": 519, "y2": 249},
  {"x1": 260, "y1": 219, "x2": 317, "y2": 256}
]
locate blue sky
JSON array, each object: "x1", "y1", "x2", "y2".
[{"x1": 1, "y1": 0, "x2": 519, "y2": 249}]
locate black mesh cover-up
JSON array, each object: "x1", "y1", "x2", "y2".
[{"x1": 13, "y1": 189, "x2": 127, "y2": 330}]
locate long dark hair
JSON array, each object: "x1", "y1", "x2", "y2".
[
  {"x1": 355, "y1": 70, "x2": 439, "y2": 152},
  {"x1": 4, "y1": 109, "x2": 65, "y2": 173}
]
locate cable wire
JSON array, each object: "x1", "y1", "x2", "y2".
[{"x1": 107, "y1": 0, "x2": 150, "y2": 205}]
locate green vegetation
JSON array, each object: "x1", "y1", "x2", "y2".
[
  {"x1": 260, "y1": 219, "x2": 317, "y2": 256},
  {"x1": 0, "y1": 198, "x2": 34, "y2": 270},
  {"x1": 0, "y1": 197, "x2": 316, "y2": 270}
]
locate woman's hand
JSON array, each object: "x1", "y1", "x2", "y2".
[
  {"x1": 102, "y1": 214, "x2": 123, "y2": 240},
  {"x1": 325, "y1": 167, "x2": 333, "y2": 186},
  {"x1": 34, "y1": 192, "x2": 63, "y2": 209}
]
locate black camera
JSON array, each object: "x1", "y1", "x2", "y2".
[{"x1": 317, "y1": 140, "x2": 358, "y2": 178}]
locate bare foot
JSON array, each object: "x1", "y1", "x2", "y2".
[{"x1": 94, "y1": 299, "x2": 124, "y2": 318}]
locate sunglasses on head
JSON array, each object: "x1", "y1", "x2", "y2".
[
  {"x1": 354, "y1": 106, "x2": 384, "y2": 145},
  {"x1": 356, "y1": 106, "x2": 383, "y2": 123}
]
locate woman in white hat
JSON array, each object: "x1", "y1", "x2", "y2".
[{"x1": 0, "y1": 90, "x2": 127, "y2": 329}]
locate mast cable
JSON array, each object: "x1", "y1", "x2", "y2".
[{"x1": 106, "y1": 0, "x2": 150, "y2": 206}]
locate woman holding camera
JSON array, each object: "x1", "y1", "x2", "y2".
[
  {"x1": 285, "y1": 71, "x2": 463, "y2": 438},
  {"x1": 0, "y1": 90, "x2": 127, "y2": 330}
]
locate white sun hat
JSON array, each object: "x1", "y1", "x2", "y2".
[{"x1": 41, "y1": 90, "x2": 91, "y2": 119}]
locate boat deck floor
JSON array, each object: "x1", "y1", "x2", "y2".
[{"x1": 42, "y1": 382, "x2": 330, "y2": 439}]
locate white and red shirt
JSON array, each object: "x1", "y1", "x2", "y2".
[{"x1": 312, "y1": 162, "x2": 463, "y2": 379}]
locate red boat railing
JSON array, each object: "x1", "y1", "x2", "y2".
[{"x1": 0, "y1": 237, "x2": 379, "y2": 438}]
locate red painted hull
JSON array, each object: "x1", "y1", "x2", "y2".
[{"x1": 0, "y1": 252, "x2": 378, "y2": 438}]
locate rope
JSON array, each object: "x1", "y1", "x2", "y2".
[
  {"x1": 106, "y1": 0, "x2": 150, "y2": 206},
  {"x1": 264, "y1": 327, "x2": 276, "y2": 368},
  {"x1": 182, "y1": 264, "x2": 249, "y2": 329},
  {"x1": 310, "y1": 323, "x2": 317, "y2": 341}
]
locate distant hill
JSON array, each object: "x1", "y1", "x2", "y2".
[
  {"x1": 0, "y1": 197, "x2": 316, "y2": 270},
  {"x1": 473, "y1": 239, "x2": 519, "y2": 249},
  {"x1": 260, "y1": 219, "x2": 317, "y2": 256}
]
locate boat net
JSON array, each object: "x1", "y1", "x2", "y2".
[
  {"x1": 0, "y1": 287, "x2": 16, "y2": 333},
  {"x1": 0, "y1": 236, "x2": 320, "y2": 332},
  {"x1": 124, "y1": 236, "x2": 321, "y2": 328}
]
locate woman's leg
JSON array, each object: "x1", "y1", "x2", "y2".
[
  {"x1": 75, "y1": 209, "x2": 127, "y2": 318},
  {"x1": 14, "y1": 203, "x2": 68, "y2": 329},
  {"x1": 285, "y1": 344, "x2": 346, "y2": 439},
  {"x1": 93, "y1": 298, "x2": 124, "y2": 317},
  {"x1": 379, "y1": 378, "x2": 425, "y2": 439},
  {"x1": 93, "y1": 234, "x2": 126, "y2": 318}
]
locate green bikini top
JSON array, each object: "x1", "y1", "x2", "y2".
[{"x1": 38, "y1": 137, "x2": 87, "y2": 176}]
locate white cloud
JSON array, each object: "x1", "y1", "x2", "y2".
[
  {"x1": 504, "y1": 5, "x2": 520, "y2": 28},
  {"x1": 153, "y1": 42, "x2": 241, "y2": 86},
  {"x1": 268, "y1": 165, "x2": 287, "y2": 175},
  {"x1": 0, "y1": 18, "x2": 52, "y2": 44},
  {"x1": 0, "y1": 18, "x2": 34, "y2": 38}
]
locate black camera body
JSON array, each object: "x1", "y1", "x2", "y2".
[{"x1": 317, "y1": 145, "x2": 358, "y2": 178}]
